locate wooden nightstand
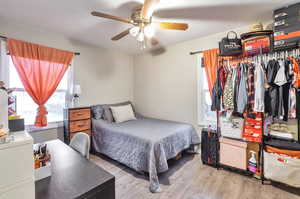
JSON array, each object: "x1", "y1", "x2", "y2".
[{"x1": 63, "y1": 107, "x2": 91, "y2": 144}]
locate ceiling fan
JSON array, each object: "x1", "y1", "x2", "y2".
[{"x1": 91, "y1": 0, "x2": 188, "y2": 49}]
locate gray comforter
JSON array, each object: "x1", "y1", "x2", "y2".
[{"x1": 92, "y1": 117, "x2": 200, "y2": 192}]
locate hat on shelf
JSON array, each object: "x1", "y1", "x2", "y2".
[
  {"x1": 241, "y1": 22, "x2": 273, "y2": 40},
  {"x1": 265, "y1": 23, "x2": 274, "y2": 31},
  {"x1": 250, "y1": 22, "x2": 264, "y2": 32}
]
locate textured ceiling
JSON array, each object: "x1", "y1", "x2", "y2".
[{"x1": 0, "y1": 0, "x2": 299, "y2": 54}]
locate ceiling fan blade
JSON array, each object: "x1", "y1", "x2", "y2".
[
  {"x1": 141, "y1": 0, "x2": 160, "y2": 20},
  {"x1": 155, "y1": 22, "x2": 188, "y2": 31},
  {"x1": 111, "y1": 28, "x2": 131, "y2": 41},
  {"x1": 91, "y1": 11, "x2": 132, "y2": 24}
]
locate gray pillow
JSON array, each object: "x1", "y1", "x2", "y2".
[
  {"x1": 103, "y1": 105, "x2": 114, "y2": 123},
  {"x1": 91, "y1": 105, "x2": 104, "y2": 120},
  {"x1": 103, "y1": 101, "x2": 135, "y2": 123}
]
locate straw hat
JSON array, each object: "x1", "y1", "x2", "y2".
[
  {"x1": 265, "y1": 23, "x2": 274, "y2": 31},
  {"x1": 241, "y1": 22, "x2": 272, "y2": 40},
  {"x1": 250, "y1": 22, "x2": 264, "y2": 32}
]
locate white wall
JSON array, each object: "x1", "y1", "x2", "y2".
[
  {"x1": 0, "y1": 19, "x2": 134, "y2": 106},
  {"x1": 133, "y1": 25, "x2": 258, "y2": 134}
]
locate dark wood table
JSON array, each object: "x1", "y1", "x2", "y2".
[{"x1": 35, "y1": 140, "x2": 115, "y2": 199}]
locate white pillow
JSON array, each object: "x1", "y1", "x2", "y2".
[{"x1": 110, "y1": 104, "x2": 136, "y2": 123}]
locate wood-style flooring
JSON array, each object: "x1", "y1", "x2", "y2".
[{"x1": 90, "y1": 153, "x2": 300, "y2": 199}]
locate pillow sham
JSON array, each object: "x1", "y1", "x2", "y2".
[
  {"x1": 110, "y1": 104, "x2": 136, "y2": 123},
  {"x1": 103, "y1": 101, "x2": 135, "y2": 123}
]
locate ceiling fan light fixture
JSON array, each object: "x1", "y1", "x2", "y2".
[
  {"x1": 129, "y1": 26, "x2": 140, "y2": 37},
  {"x1": 144, "y1": 24, "x2": 155, "y2": 38},
  {"x1": 137, "y1": 32, "x2": 145, "y2": 42}
]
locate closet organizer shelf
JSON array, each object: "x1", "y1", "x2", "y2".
[
  {"x1": 212, "y1": 46, "x2": 300, "y2": 191},
  {"x1": 264, "y1": 137, "x2": 300, "y2": 151}
]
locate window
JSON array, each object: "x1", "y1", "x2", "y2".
[
  {"x1": 8, "y1": 57, "x2": 71, "y2": 125},
  {"x1": 197, "y1": 56, "x2": 217, "y2": 125}
]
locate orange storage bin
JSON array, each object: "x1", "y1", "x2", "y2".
[
  {"x1": 266, "y1": 146, "x2": 300, "y2": 158},
  {"x1": 243, "y1": 113, "x2": 263, "y2": 143}
]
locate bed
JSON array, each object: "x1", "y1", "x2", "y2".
[{"x1": 91, "y1": 103, "x2": 200, "y2": 193}]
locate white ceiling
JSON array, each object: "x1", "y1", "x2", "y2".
[{"x1": 0, "y1": 0, "x2": 299, "y2": 54}]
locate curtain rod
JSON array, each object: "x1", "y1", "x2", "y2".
[
  {"x1": 0, "y1": 35, "x2": 80, "y2": 55},
  {"x1": 190, "y1": 50, "x2": 203, "y2": 55}
]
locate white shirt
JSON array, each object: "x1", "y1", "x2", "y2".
[{"x1": 254, "y1": 63, "x2": 265, "y2": 112}]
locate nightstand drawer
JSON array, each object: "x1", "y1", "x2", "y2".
[
  {"x1": 70, "y1": 119, "x2": 91, "y2": 133},
  {"x1": 70, "y1": 130, "x2": 91, "y2": 139},
  {"x1": 69, "y1": 109, "x2": 91, "y2": 121}
]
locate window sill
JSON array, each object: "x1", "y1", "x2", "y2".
[{"x1": 26, "y1": 121, "x2": 63, "y2": 133}]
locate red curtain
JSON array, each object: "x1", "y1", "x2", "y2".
[
  {"x1": 8, "y1": 38, "x2": 74, "y2": 127},
  {"x1": 203, "y1": 48, "x2": 219, "y2": 95}
]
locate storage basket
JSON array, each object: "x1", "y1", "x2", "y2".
[
  {"x1": 221, "y1": 118, "x2": 244, "y2": 139},
  {"x1": 264, "y1": 150, "x2": 300, "y2": 188}
]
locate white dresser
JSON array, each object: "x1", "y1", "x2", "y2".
[{"x1": 0, "y1": 131, "x2": 35, "y2": 199}]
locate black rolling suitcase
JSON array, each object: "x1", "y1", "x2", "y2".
[{"x1": 201, "y1": 128, "x2": 219, "y2": 167}]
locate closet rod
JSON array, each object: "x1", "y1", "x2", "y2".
[
  {"x1": 190, "y1": 45, "x2": 300, "y2": 56},
  {"x1": 190, "y1": 50, "x2": 203, "y2": 55},
  {"x1": 0, "y1": 35, "x2": 80, "y2": 56}
]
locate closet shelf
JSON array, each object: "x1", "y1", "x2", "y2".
[
  {"x1": 264, "y1": 138, "x2": 300, "y2": 151},
  {"x1": 221, "y1": 136, "x2": 262, "y2": 144}
]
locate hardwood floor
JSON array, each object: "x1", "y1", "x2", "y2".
[{"x1": 90, "y1": 153, "x2": 300, "y2": 199}]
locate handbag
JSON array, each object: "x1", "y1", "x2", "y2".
[{"x1": 219, "y1": 31, "x2": 243, "y2": 56}]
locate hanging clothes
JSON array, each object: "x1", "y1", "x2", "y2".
[
  {"x1": 283, "y1": 60, "x2": 294, "y2": 120},
  {"x1": 211, "y1": 67, "x2": 223, "y2": 111},
  {"x1": 236, "y1": 63, "x2": 248, "y2": 114},
  {"x1": 277, "y1": 60, "x2": 288, "y2": 120},
  {"x1": 297, "y1": 89, "x2": 300, "y2": 119},
  {"x1": 265, "y1": 60, "x2": 280, "y2": 117},
  {"x1": 292, "y1": 58, "x2": 300, "y2": 89},
  {"x1": 289, "y1": 58, "x2": 298, "y2": 119},
  {"x1": 219, "y1": 66, "x2": 227, "y2": 90},
  {"x1": 223, "y1": 69, "x2": 235, "y2": 110},
  {"x1": 233, "y1": 64, "x2": 241, "y2": 112},
  {"x1": 289, "y1": 87, "x2": 297, "y2": 119},
  {"x1": 232, "y1": 66, "x2": 238, "y2": 90},
  {"x1": 247, "y1": 63, "x2": 255, "y2": 111},
  {"x1": 274, "y1": 60, "x2": 287, "y2": 86},
  {"x1": 254, "y1": 62, "x2": 265, "y2": 112},
  {"x1": 210, "y1": 51, "x2": 299, "y2": 122}
]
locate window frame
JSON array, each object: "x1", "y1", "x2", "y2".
[{"x1": 197, "y1": 54, "x2": 217, "y2": 126}]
